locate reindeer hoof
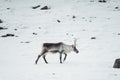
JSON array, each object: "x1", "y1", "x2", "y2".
[
  {"x1": 60, "y1": 62, "x2": 63, "y2": 64},
  {"x1": 45, "y1": 62, "x2": 48, "y2": 64},
  {"x1": 35, "y1": 62, "x2": 37, "y2": 64}
]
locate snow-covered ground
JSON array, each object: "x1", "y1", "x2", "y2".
[{"x1": 0, "y1": 0, "x2": 120, "y2": 80}]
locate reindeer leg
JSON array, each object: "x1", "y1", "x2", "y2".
[
  {"x1": 59, "y1": 50, "x2": 64, "y2": 63},
  {"x1": 60, "y1": 53, "x2": 62, "y2": 63},
  {"x1": 35, "y1": 49, "x2": 47, "y2": 64},
  {"x1": 63, "y1": 53, "x2": 67, "y2": 62},
  {"x1": 35, "y1": 54, "x2": 42, "y2": 64},
  {"x1": 43, "y1": 55, "x2": 48, "y2": 64}
]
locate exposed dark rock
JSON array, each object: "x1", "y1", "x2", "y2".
[
  {"x1": 25, "y1": 41, "x2": 30, "y2": 43},
  {"x1": 20, "y1": 41, "x2": 24, "y2": 43},
  {"x1": 99, "y1": 0, "x2": 102, "y2": 2},
  {"x1": 82, "y1": 29, "x2": 86, "y2": 31},
  {"x1": 7, "y1": 8, "x2": 10, "y2": 10},
  {"x1": 33, "y1": 32, "x2": 37, "y2": 35},
  {"x1": 32, "y1": 5, "x2": 40, "y2": 9},
  {"x1": 98, "y1": 0, "x2": 106, "y2": 3},
  {"x1": 114, "y1": 6, "x2": 120, "y2": 11},
  {"x1": 90, "y1": 0, "x2": 94, "y2": 2},
  {"x1": 40, "y1": 6, "x2": 50, "y2": 10},
  {"x1": 82, "y1": 17, "x2": 85, "y2": 19},
  {"x1": 103, "y1": 0, "x2": 107, "y2": 3},
  {"x1": 66, "y1": 34, "x2": 68, "y2": 35},
  {"x1": 0, "y1": 19, "x2": 3, "y2": 23},
  {"x1": 89, "y1": 20, "x2": 92, "y2": 22},
  {"x1": 20, "y1": 41, "x2": 30, "y2": 43},
  {"x1": 14, "y1": 29, "x2": 17, "y2": 31},
  {"x1": 57, "y1": 20, "x2": 61, "y2": 23},
  {"x1": 38, "y1": 27, "x2": 41, "y2": 29},
  {"x1": 72, "y1": 16, "x2": 76, "y2": 19},
  {"x1": 52, "y1": 73, "x2": 55, "y2": 75},
  {"x1": 91, "y1": 37, "x2": 96, "y2": 39},
  {"x1": 0, "y1": 27, "x2": 7, "y2": 30},
  {"x1": 1, "y1": 34, "x2": 15, "y2": 37},
  {"x1": 115, "y1": 7, "x2": 119, "y2": 9},
  {"x1": 0, "y1": 27, "x2": 4, "y2": 30},
  {"x1": 113, "y1": 58, "x2": 120, "y2": 68},
  {"x1": 118, "y1": 33, "x2": 120, "y2": 35}
]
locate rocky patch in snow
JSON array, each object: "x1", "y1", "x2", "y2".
[
  {"x1": 40, "y1": 6, "x2": 50, "y2": 10},
  {"x1": 1, "y1": 34, "x2": 15, "y2": 37},
  {"x1": 32, "y1": 5, "x2": 40, "y2": 9},
  {"x1": 0, "y1": 19, "x2": 3, "y2": 23},
  {"x1": 0, "y1": 27, "x2": 8, "y2": 30}
]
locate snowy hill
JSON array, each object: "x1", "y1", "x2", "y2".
[{"x1": 0, "y1": 0, "x2": 120, "y2": 80}]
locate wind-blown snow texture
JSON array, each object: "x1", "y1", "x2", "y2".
[{"x1": 0, "y1": 0, "x2": 120, "y2": 80}]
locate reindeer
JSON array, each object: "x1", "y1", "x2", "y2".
[{"x1": 35, "y1": 39, "x2": 79, "y2": 64}]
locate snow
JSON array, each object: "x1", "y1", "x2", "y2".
[{"x1": 0, "y1": 0, "x2": 120, "y2": 80}]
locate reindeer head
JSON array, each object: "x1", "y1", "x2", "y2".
[{"x1": 72, "y1": 39, "x2": 79, "y2": 53}]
